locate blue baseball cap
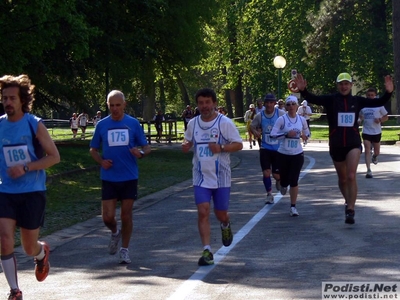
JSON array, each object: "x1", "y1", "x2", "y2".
[{"x1": 263, "y1": 93, "x2": 277, "y2": 102}]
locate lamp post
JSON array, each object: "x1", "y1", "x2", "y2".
[{"x1": 273, "y1": 55, "x2": 287, "y2": 100}]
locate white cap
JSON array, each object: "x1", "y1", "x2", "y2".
[
  {"x1": 301, "y1": 100, "x2": 307, "y2": 106},
  {"x1": 249, "y1": 104, "x2": 255, "y2": 109},
  {"x1": 285, "y1": 95, "x2": 298, "y2": 105}
]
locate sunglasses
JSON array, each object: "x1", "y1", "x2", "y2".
[{"x1": 286, "y1": 102, "x2": 297, "y2": 106}]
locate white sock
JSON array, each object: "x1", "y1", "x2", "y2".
[
  {"x1": 1, "y1": 254, "x2": 18, "y2": 290},
  {"x1": 35, "y1": 243, "x2": 45, "y2": 261},
  {"x1": 203, "y1": 245, "x2": 211, "y2": 252},
  {"x1": 221, "y1": 222, "x2": 230, "y2": 229}
]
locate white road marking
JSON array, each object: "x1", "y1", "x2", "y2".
[{"x1": 167, "y1": 155, "x2": 316, "y2": 300}]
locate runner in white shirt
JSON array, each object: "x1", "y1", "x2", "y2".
[
  {"x1": 270, "y1": 95, "x2": 310, "y2": 217},
  {"x1": 358, "y1": 87, "x2": 388, "y2": 178},
  {"x1": 77, "y1": 111, "x2": 89, "y2": 139},
  {"x1": 93, "y1": 111, "x2": 102, "y2": 127},
  {"x1": 182, "y1": 88, "x2": 242, "y2": 266},
  {"x1": 69, "y1": 113, "x2": 79, "y2": 139},
  {"x1": 297, "y1": 100, "x2": 312, "y2": 145}
]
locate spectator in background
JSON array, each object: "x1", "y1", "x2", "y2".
[
  {"x1": 358, "y1": 87, "x2": 389, "y2": 179},
  {"x1": 244, "y1": 104, "x2": 256, "y2": 149},
  {"x1": 275, "y1": 99, "x2": 286, "y2": 111},
  {"x1": 153, "y1": 110, "x2": 165, "y2": 143},
  {"x1": 93, "y1": 111, "x2": 102, "y2": 127},
  {"x1": 69, "y1": 113, "x2": 79, "y2": 139},
  {"x1": 77, "y1": 110, "x2": 89, "y2": 139},
  {"x1": 218, "y1": 106, "x2": 227, "y2": 115},
  {"x1": 194, "y1": 107, "x2": 200, "y2": 117},
  {"x1": 297, "y1": 100, "x2": 312, "y2": 146},
  {"x1": 255, "y1": 98, "x2": 265, "y2": 114},
  {"x1": 254, "y1": 98, "x2": 266, "y2": 146},
  {"x1": 181, "y1": 105, "x2": 194, "y2": 131}
]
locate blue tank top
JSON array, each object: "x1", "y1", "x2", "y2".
[
  {"x1": 0, "y1": 114, "x2": 46, "y2": 193},
  {"x1": 261, "y1": 108, "x2": 280, "y2": 151}
]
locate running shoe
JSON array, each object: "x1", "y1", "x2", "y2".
[
  {"x1": 253, "y1": 140, "x2": 256, "y2": 146},
  {"x1": 372, "y1": 155, "x2": 378, "y2": 165},
  {"x1": 8, "y1": 289, "x2": 22, "y2": 300},
  {"x1": 119, "y1": 248, "x2": 131, "y2": 264},
  {"x1": 366, "y1": 170, "x2": 373, "y2": 178},
  {"x1": 249, "y1": 143, "x2": 252, "y2": 149},
  {"x1": 280, "y1": 186, "x2": 288, "y2": 195},
  {"x1": 290, "y1": 207, "x2": 299, "y2": 217},
  {"x1": 198, "y1": 249, "x2": 214, "y2": 266},
  {"x1": 221, "y1": 222, "x2": 233, "y2": 247},
  {"x1": 345, "y1": 209, "x2": 355, "y2": 224},
  {"x1": 275, "y1": 180, "x2": 281, "y2": 192},
  {"x1": 35, "y1": 241, "x2": 50, "y2": 282},
  {"x1": 265, "y1": 193, "x2": 274, "y2": 204},
  {"x1": 109, "y1": 230, "x2": 121, "y2": 255}
]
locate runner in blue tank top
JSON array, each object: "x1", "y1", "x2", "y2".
[
  {"x1": 251, "y1": 93, "x2": 286, "y2": 204},
  {"x1": 0, "y1": 74, "x2": 60, "y2": 299}
]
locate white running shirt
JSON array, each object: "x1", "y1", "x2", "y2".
[
  {"x1": 185, "y1": 114, "x2": 242, "y2": 189},
  {"x1": 360, "y1": 106, "x2": 388, "y2": 135},
  {"x1": 270, "y1": 114, "x2": 309, "y2": 155}
]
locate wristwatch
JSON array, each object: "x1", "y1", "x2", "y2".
[
  {"x1": 139, "y1": 150, "x2": 145, "y2": 158},
  {"x1": 220, "y1": 144, "x2": 225, "y2": 152},
  {"x1": 23, "y1": 164, "x2": 30, "y2": 173}
]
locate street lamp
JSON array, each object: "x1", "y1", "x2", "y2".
[{"x1": 273, "y1": 55, "x2": 287, "y2": 100}]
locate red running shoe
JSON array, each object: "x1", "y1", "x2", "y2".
[{"x1": 35, "y1": 241, "x2": 50, "y2": 282}]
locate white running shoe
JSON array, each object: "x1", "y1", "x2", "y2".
[
  {"x1": 372, "y1": 155, "x2": 378, "y2": 165},
  {"x1": 290, "y1": 207, "x2": 299, "y2": 217},
  {"x1": 265, "y1": 193, "x2": 274, "y2": 204},
  {"x1": 108, "y1": 230, "x2": 121, "y2": 255},
  {"x1": 119, "y1": 248, "x2": 131, "y2": 264}
]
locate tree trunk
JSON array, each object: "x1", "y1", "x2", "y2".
[
  {"x1": 234, "y1": 73, "x2": 244, "y2": 119},
  {"x1": 159, "y1": 80, "x2": 166, "y2": 114},
  {"x1": 176, "y1": 73, "x2": 190, "y2": 106},
  {"x1": 393, "y1": 0, "x2": 400, "y2": 123},
  {"x1": 227, "y1": 89, "x2": 234, "y2": 117},
  {"x1": 142, "y1": 59, "x2": 156, "y2": 121}
]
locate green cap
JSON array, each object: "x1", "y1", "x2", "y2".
[{"x1": 336, "y1": 73, "x2": 352, "y2": 83}]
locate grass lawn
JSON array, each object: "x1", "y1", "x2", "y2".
[
  {"x1": 309, "y1": 117, "x2": 400, "y2": 142},
  {"x1": 234, "y1": 116, "x2": 400, "y2": 142}
]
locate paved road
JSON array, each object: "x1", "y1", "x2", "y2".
[{"x1": 1, "y1": 142, "x2": 400, "y2": 300}]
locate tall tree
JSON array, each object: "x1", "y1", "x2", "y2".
[
  {"x1": 393, "y1": 0, "x2": 400, "y2": 123},
  {"x1": 304, "y1": 0, "x2": 392, "y2": 95}
]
